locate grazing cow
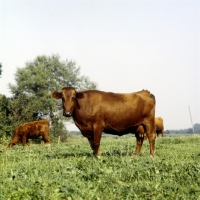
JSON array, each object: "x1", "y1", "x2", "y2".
[
  {"x1": 155, "y1": 117, "x2": 164, "y2": 137},
  {"x1": 8, "y1": 119, "x2": 50, "y2": 148},
  {"x1": 52, "y1": 87, "x2": 156, "y2": 157}
]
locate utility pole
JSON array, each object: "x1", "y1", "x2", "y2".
[{"x1": 188, "y1": 106, "x2": 195, "y2": 134}]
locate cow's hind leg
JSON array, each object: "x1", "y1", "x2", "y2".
[
  {"x1": 148, "y1": 135, "x2": 156, "y2": 157},
  {"x1": 134, "y1": 134, "x2": 144, "y2": 156},
  {"x1": 146, "y1": 123, "x2": 156, "y2": 157}
]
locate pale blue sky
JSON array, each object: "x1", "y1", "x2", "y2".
[{"x1": 0, "y1": 0, "x2": 200, "y2": 130}]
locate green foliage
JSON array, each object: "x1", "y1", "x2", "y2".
[
  {"x1": 164, "y1": 130, "x2": 170, "y2": 134},
  {"x1": 0, "y1": 95, "x2": 12, "y2": 139},
  {"x1": 8, "y1": 93, "x2": 42, "y2": 129},
  {"x1": 194, "y1": 123, "x2": 200, "y2": 133},
  {"x1": 7, "y1": 55, "x2": 97, "y2": 136},
  {"x1": 9, "y1": 55, "x2": 97, "y2": 95},
  {"x1": 1, "y1": 135, "x2": 200, "y2": 199},
  {"x1": 50, "y1": 116, "x2": 68, "y2": 142}
]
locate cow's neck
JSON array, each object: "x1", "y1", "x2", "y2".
[{"x1": 72, "y1": 106, "x2": 82, "y2": 125}]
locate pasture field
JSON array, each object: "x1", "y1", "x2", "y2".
[{"x1": 0, "y1": 135, "x2": 200, "y2": 200}]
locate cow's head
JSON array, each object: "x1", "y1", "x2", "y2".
[{"x1": 52, "y1": 87, "x2": 78, "y2": 117}]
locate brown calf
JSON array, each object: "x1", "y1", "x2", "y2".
[{"x1": 8, "y1": 119, "x2": 50, "y2": 148}]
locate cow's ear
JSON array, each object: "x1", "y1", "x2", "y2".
[
  {"x1": 52, "y1": 92, "x2": 62, "y2": 99},
  {"x1": 76, "y1": 92, "x2": 84, "y2": 99}
]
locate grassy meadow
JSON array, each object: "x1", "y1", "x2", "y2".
[{"x1": 0, "y1": 134, "x2": 200, "y2": 200}]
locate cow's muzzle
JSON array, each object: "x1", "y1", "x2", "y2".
[{"x1": 63, "y1": 112, "x2": 72, "y2": 117}]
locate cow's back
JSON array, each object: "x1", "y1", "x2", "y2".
[
  {"x1": 75, "y1": 90, "x2": 155, "y2": 134},
  {"x1": 26, "y1": 120, "x2": 49, "y2": 137},
  {"x1": 35, "y1": 120, "x2": 50, "y2": 134}
]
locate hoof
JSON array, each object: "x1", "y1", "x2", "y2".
[
  {"x1": 45, "y1": 143, "x2": 51, "y2": 147},
  {"x1": 94, "y1": 154, "x2": 101, "y2": 159}
]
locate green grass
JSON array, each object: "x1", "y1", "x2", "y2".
[{"x1": 1, "y1": 135, "x2": 200, "y2": 200}]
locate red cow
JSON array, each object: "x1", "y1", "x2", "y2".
[
  {"x1": 52, "y1": 87, "x2": 156, "y2": 157},
  {"x1": 8, "y1": 119, "x2": 50, "y2": 148},
  {"x1": 155, "y1": 117, "x2": 164, "y2": 137},
  {"x1": 143, "y1": 117, "x2": 165, "y2": 140}
]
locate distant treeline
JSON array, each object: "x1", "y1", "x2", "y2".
[{"x1": 165, "y1": 123, "x2": 200, "y2": 134}]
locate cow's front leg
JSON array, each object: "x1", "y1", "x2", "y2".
[
  {"x1": 91, "y1": 125, "x2": 104, "y2": 158},
  {"x1": 134, "y1": 135, "x2": 144, "y2": 156},
  {"x1": 81, "y1": 130, "x2": 94, "y2": 150},
  {"x1": 42, "y1": 134, "x2": 51, "y2": 147},
  {"x1": 87, "y1": 134, "x2": 94, "y2": 150},
  {"x1": 82, "y1": 126, "x2": 103, "y2": 158},
  {"x1": 26, "y1": 139, "x2": 31, "y2": 146},
  {"x1": 87, "y1": 134, "x2": 101, "y2": 158},
  {"x1": 22, "y1": 135, "x2": 27, "y2": 149}
]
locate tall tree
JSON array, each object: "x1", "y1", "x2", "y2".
[
  {"x1": 8, "y1": 55, "x2": 97, "y2": 134},
  {"x1": 8, "y1": 93, "x2": 41, "y2": 128}
]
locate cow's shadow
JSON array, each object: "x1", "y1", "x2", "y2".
[
  {"x1": 102, "y1": 149, "x2": 133, "y2": 157},
  {"x1": 45, "y1": 151, "x2": 93, "y2": 159},
  {"x1": 46, "y1": 149, "x2": 134, "y2": 159}
]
